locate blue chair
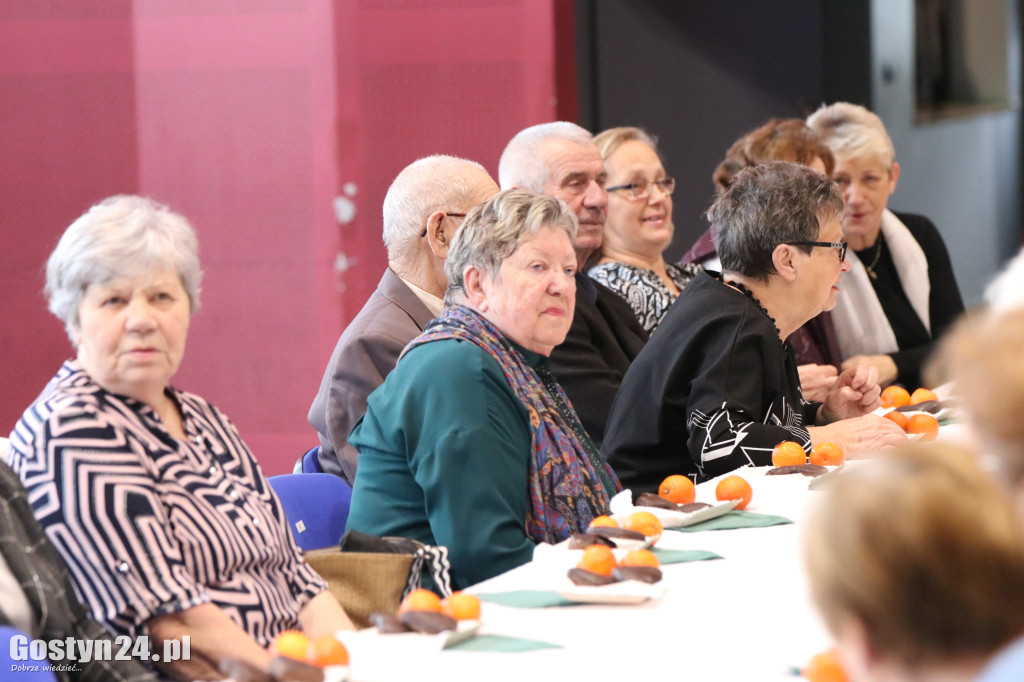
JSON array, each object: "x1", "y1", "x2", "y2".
[
  {"x1": 269, "y1": 473, "x2": 352, "y2": 551},
  {"x1": 0, "y1": 626, "x2": 58, "y2": 681},
  {"x1": 292, "y1": 445, "x2": 324, "y2": 474}
]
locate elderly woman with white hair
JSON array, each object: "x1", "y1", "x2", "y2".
[
  {"x1": 347, "y1": 189, "x2": 621, "y2": 589},
  {"x1": 6, "y1": 196, "x2": 352, "y2": 680},
  {"x1": 807, "y1": 102, "x2": 964, "y2": 389}
]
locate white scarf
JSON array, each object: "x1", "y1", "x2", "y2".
[{"x1": 831, "y1": 209, "x2": 931, "y2": 358}]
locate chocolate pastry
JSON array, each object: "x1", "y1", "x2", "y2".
[
  {"x1": 401, "y1": 610, "x2": 458, "y2": 634},
  {"x1": 767, "y1": 464, "x2": 828, "y2": 477},
  {"x1": 678, "y1": 502, "x2": 712, "y2": 513},
  {"x1": 635, "y1": 492, "x2": 679, "y2": 510},
  {"x1": 612, "y1": 566, "x2": 663, "y2": 584},
  {"x1": 567, "y1": 567, "x2": 617, "y2": 586},
  {"x1": 894, "y1": 400, "x2": 940, "y2": 414},
  {"x1": 219, "y1": 658, "x2": 275, "y2": 682},
  {"x1": 267, "y1": 656, "x2": 325, "y2": 682},
  {"x1": 585, "y1": 526, "x2": 647, "y2": 542},
  {"x1": 568, "y1": 533, "x2": 617, "y2": 549},
  {"x1": 370, "y1": 612, "x2": 410, "y2": 634}
]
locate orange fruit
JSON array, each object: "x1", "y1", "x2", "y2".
[
  {"x1": 589, "y1": 515, "x2": 619, "y2": 528},
  {"x1": 802, "y1": 648, "x2": 849, "y2": 682},
  {"x1": 269, "y1": 630, "x2": 310, "y2": 662},
  {"x1": 715, "y1": 475, "x2": 753, "y2": 510},
  {"x1": 622, "y1": 511, "x2": 663, "y2": 542},
  {"x1": 809, "y1": 442, "x2": 845, "y2": 467},
  {"x1": 577, "y1": 544, "x2": 617, "y2": 576},
  {"x1": 306, "y1": 635, "x2": 349, "y2": 668},
  {"x1": 880, "y1": 385, "x2": 911, "y2": 409},
  {"x1": 909, "y1": 387, "x2": 938, "y2": 405},
  {"x1": 441, "y1": 592, "x2": 482, "y2": 621},
  {"x1": 772, "y1": 441, "x2": 806, "y2": 467},
  {"x1": 658, "y1": 474, "x2": 696, "y2": 504},
  {"x1": 883, "y1": 410, "x2": 909, "y2": 431},
  {"x1": 398, "y1": 588, "x2": 443, "y2": 615},
  {"x1": 907, "y1": 413, "x2": 940, "y2": 441},
  {"x1": 619, "y1": 549, "x2": 660, "y2": 568}
]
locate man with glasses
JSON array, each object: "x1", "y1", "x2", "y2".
[
  {"x1": 605, "y1": 162, "x2": 906, "y2": 491},
  {"x1": 309, "y1": 155, "x2": 498, "y2": 481},
  {"x1": 498, "y1": 122, "x2": 648, "y2": 447}
]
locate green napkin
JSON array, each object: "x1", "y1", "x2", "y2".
[
  {"x1": 476, "y1": 590, "x2": 577, "y2": 608},
  {"x1": 651, "y1": 548, "x2": 722, "y2": 563},
  {"x1": 676, "y1": 510, "x2": 793, "y2": 532},
  {"x1": 447, "y1": 634, "x2": 563, "y2": 652}
]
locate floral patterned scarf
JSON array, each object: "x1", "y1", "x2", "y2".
[{"x1": 402, "y1": 304, "x2": 621, "y2": 544}]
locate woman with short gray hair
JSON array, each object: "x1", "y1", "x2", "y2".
[
  {"x1": 347, "y1": 189, "x2": 621, "y2": 589},
  {"x1": 8, "y1": 195, "x2": 353, "y2": 680},
  {"x1": 605, "y1": 162, "x2": 907, "y2": 491}
]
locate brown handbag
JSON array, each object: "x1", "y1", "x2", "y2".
[{"x1": 303, "y1": 549, "x2": 415, "y2": 628}]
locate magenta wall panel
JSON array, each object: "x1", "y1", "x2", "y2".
[{"x1": 1, "y1": 0, "x2": 560, "y2": 475}]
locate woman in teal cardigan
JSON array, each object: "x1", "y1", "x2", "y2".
[{"x1": 347, "y1": 189, "x2": 621, "y2": 589}]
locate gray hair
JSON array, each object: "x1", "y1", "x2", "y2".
[
  {"x1": 381, "y1": 155, "x2": 489, "y2": 260},
  {"x1": 709, "y1": 161, "x2": 844, "y2": 281},
  {"x1": 498, "y1": 122, "x2": 594, "y2": 191},
  {"x1": 444, "y1": 189, "x2": 578, "y2": 306},
  {"x1": 593, "y1": 126, "x2": 659, "y2": 162},
  {"x1": 806, "y1": 102, "x2": 896, "y2": 167},
  {"x1": 45, "y1": 195, "x2": 202, "y2": 343}
]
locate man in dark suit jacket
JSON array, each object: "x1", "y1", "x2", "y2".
[
  {"x1": 309, "y1": 155, "x2": 498, "y2": 481},
  {"x1": 0, "y1": 460, "x2": 157, "y2": 681},
  {"x1": 498, "y1": 123, "x2": 648, "y2": 447}
]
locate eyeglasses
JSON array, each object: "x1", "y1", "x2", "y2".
[
  {"x1": 786, "y1": 241, "x2": 849, "y2": 262},
  {"x1": 421, "y1": 212, "x2": 467, "y2": 238},
  {"x1": 605, "y1": 177, "x2": 676, "y2": 201}
]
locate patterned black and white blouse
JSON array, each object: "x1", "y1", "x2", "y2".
[
  {"x1": 588, "y1": 261, "x2": 702, "y2": 332},
  {"x1": 6, "y1": 361, "x2": 327, "y2": 646}
]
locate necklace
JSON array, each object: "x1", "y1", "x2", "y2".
[
  {"x1": 863, "y1": 238, "x2": 883, "y2": 280},
  {"x1": 721, "y1": 276, "x2": 782, "y2": 341}
]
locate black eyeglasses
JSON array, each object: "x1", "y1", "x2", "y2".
[
  {"x1": 605, "y1": 177, "x2": 676, "y2": 201},
  {"x1": 420, "y1": 212, "x2": 467, "y2": 237},
  {"x1": 786, "y1": 241, "x2": 848, "y2": 262}
]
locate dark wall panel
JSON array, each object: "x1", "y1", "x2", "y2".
[{"x1": 579, "y1": 0, "x2": 826, "y2": 260}]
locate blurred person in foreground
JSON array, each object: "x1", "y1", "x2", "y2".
[
  {"x1": 808, "y1": 102, "x2": 964, "y2": 390},
  {"x1": 803, "y1": 444, "x2": 1024, "y2": 682},
  {"x1": 936, "y1": 307, "x2": 1024, "y2": 517},
  {"x1": 604, "y1": 162, "x2": 906, "y2": 493},
  {"x1": 586, "y1": 126, "x2": 700, "y2": 333},
  {"x1": 0, "y1": 460, "x2": 157, "y2": 681},
  {"x1": 682, "y1": 117, "x2": 841, "y2": 400},
  {"x1": 309, "y1": 155, "x2": 498, "y2": 482},
  {"x1": 499, "y1": 121, "x2": 648, "y2": 447},
  {"x1": 6, "y1": 196, "x2": 352, "y2": 681},
  {"x1": 346, "y1": 190, "x2": 620, "y2": 589}
]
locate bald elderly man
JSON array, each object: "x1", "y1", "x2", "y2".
[
  {"x1": 498, "y1": 123, "x2": 648, "y2": 447},
  {"x1": 309, "y1": 155, "x2": 498, "y2": 481}
]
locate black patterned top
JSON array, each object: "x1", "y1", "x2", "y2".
[
  {"x1": 6, "y1": 361, "x2": 327, "y2": 646},
  {"x1": 588, "y1": 261, "x2": 702, "y2": 332}
]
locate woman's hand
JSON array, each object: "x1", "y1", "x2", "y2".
[
  {"x1": 841, "y1": 354, "x2": 898, "y2": 387},
  {"x1": 808, "y1": 414, "x2": 908, "y2": 458},
  {"x1": 298, "y1": 590, "x2": 356, "y2": 638},
  {"x1": 817, "y1": 365, "x2": 883, "y2": 423},
  {"x1": 798, "y1": 363, "x2": 839, "y2": 402},
  {"x1": 148, "y1": 602, "x2": 270, "y2": 680}
]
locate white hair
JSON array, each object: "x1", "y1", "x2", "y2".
[
  {"x1": 807, "y1": 102, "x2": 896, "y2": 167},
  {"x1": 381, "y1": 155, "x2": 489, "y2": 261},
  {"x1": 498, "y1": 121, "x2": 594, "y2": 191},
  {"x1": 45, "y1": 195, "x2": 202, "y2": 344},
  {"x1": 986, "y1": 246, "x2": 1024, "y2": 314}
]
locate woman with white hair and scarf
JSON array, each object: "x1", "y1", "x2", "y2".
[{"x1": 807, "y1": 102, "x2": 964, "y2": 389}]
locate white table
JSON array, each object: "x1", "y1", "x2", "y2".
[{"x1": 343, "y1": 466, "x2": 835, "y2": 681}]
